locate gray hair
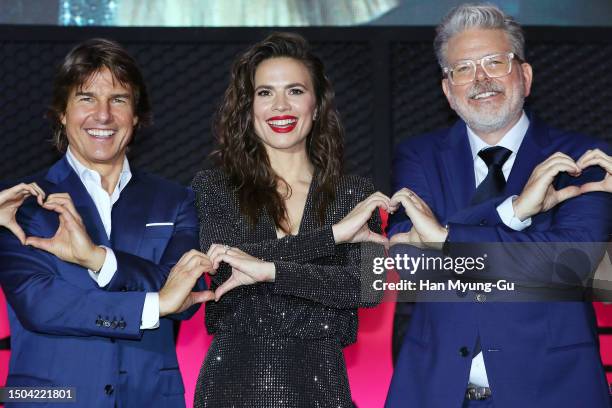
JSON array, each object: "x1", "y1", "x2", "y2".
[{"x1": 434, "y1": 3, "x2": 525, "y2": 68}]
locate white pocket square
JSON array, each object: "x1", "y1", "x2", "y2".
[{"x1": 145, "y1": 222, "x2": 174, "y2": 227}]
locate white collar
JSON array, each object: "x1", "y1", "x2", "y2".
[
  {"x1": 467, "y1": 111, "x2": 530, "y2": 160},
  {"x1": 65, "y1": 147, "x2": 132, "y2": 193}
]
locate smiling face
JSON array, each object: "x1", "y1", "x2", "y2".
[
  {"x1": 252, "y1": 57, "x2": 317, "y2": 154},
  {"x1": 61, "y1": 67, "x2": 138, "y2": 170},
  {"x1": 441, "y1": 28, "x2": 532, "y2": 137}
]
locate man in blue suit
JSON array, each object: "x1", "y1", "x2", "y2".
[
  {"x1": 386, "y1": 4, "x2": 611, "y2": 408},
  {"x1": 0, "y1": 39, "x2": 212, "y2": 407}
]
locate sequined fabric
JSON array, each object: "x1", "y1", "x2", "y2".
[{"x1": 191, "y1": 169, "x2": 382, "y2": 407}]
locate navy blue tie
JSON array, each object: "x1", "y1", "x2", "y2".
[{"x1": 471, "y1": 146, "x2": 512, "y2": 205}]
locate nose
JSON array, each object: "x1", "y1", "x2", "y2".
[
  {"x1": 93, "y1": 101, "x2": 111, "y2": 123},
  {"x1": 273, "y1": 94, "x2": 290, "y2": 112},
  {"x1": 474, "y1": 63, "x2": 490, "y2": 82}
]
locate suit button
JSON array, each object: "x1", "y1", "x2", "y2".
[
  {"x1": 459, "y1": 346, "x2": 470, "y2": 357},
  {"x1": 118, "y1": 320, "x2": 126, "y2": 329},
  {"x1": 104, "y1": 384, "x2": 114, "y2": 395},
  {"x1": 103, "y1": 320, "x2": 111, "y2": 328},
  {"x1": 479, "y1": 219, "x2": 487, "y2": 226},
  {"x1": 475, "y1": 293, "x2": 487, "y2": 302},
  {"x1": 111, "y1": 321, "x2": 118, "y2": 329},
  {"x1": 95, "y1": 319, "x2": 102, "y2": 326}
]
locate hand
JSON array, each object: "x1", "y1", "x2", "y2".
[
  {"x1": 159, "y1": 250, "x2": 215, "y2": 316},
  {"x1": 24, "y1": 193, "x2": 106, "y2": 271},
  {"x1": 207, "y1": 244, "x2": 275, "y2": 301},
  {"x1": 390, "y1": 227, "x2": 426, "y2": 249},
  {"x1": 389, "y1": 188, "x2": 447, "y2": 250},
  {"x1": 577, "y1": 148, "x2": 612, "y2": 193},
  {"x1": 332, "y1": 192, "x2": 390, "y2": 245},
  {"x1": 0, "y1": 182, "x2": 45, "y2": 244},
  {"x1": 513, "y1": 152, "x2": 582, "y2": 221}
]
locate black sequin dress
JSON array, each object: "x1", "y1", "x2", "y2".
[{"x1": 191, "y1": 169, "x2": 382, "y2": 408}]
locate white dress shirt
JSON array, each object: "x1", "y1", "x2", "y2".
[
  {"x1": 65, "y1": 149, "x2": 159, "y2": 329},
  {"x1": 466, "y1": 111, "x2": 532, "y2": 387}
]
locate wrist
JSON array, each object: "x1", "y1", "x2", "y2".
[
  {"x1": 331, "y1": 224, "x2": 343, "y2": 244},
  {"x1": 512, "y1": 196, "x2": 528, "y2": 221},
  {"x1": 85, "y1": 246, "x2": 106, "y2": 272},
  {"x1": 158, "y1": 292, "x2": 169, "y2": 317},
  {"x1": 266, "y1": 262, "x2": 276, "y2": 282}
]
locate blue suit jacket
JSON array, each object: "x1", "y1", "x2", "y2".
[
  {"x1": 0, "y1": 157, "x2": 201, "y2": 408},
  {"x1": 385, "y1": 117, "x2": 612, "y2": 408}
]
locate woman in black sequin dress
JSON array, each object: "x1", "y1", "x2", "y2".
[{"x1": 192, "y1": 32, "x2": 389, "y2": 407}]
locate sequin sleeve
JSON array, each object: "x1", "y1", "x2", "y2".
[
  {"x1": 272, "y1": 180, "x2": 384, "y2": 309},
  {"x1": 192, "y1": 170, "x2": 337, "y2": 263}
]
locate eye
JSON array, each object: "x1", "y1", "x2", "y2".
[
  {"x1": 288, "y1": 88, "x2": 305, "y2": 95},
  {"x1": 112, "y1": 97, "x2": 128, "y2": 104},
  {"x1": 454, "y1": 64, "x2": 472, "y2": 74},
  {"x1": 78, "y1": 96, "x2": 94, "y2": 102},
  {"x1": 256, "y1": 89, "x2": 271, "y2": 97}
]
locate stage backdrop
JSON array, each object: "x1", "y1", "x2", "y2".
[{"x1": 0, "y1": 26, "x2": 611, "y2": 408}]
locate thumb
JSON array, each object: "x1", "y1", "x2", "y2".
[
  {"x1": 555, "y1": 185, "x2": 581, "y2": 203},
  {"x1": 214, "y1": 275, "x2": 241, "y2": 301},
  {"x1": 579, "y1": 181, "x2": 603, "y2": 194},
  {"x1": 5, "y1": 220, "x2": 26, "y2": 245},
  {"x1": 24, "y1": 236, "x2": 53, "y2": 252},
  {"x1": 367, "y1": 231, "x2": 389, "y2": 245},
  {"x1": 191, "y1": 290, "x2": 215, "y2": 304}
]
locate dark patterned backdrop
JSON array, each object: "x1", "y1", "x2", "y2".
[{"x1": 1, "y1": 27, "x2": 611, "y2": 193}]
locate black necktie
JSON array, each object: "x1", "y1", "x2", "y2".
[{"x1": 471, "y1": 146, "x2": 512, "y2": 205}]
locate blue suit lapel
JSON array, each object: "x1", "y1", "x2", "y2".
[
  {"x1": 110, "y1": 171, "x2": 148, "y2": 255},
  {"x1": 45, "y1": 157, "x2": 110, "y2": 247},
  {"x1": 504, "y1": 117, "x2": 549, "y2": 197},
  {"x1": 437, "y1": 120, "x2": 476, "y2": 212}
]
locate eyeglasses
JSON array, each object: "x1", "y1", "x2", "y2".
[{"x1": 443, "y1": 52, "x2": 519, "y2": 86}]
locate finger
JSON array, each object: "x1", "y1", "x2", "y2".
[
  {"x1": 541, "y1": 156, "x2": 580, "y2": 175},
  {"x1": 176, "y1": 249, "x2": 204, "y2": 266},
  {"x1": 580, "y1": 181, "x2": 606, "y2": 193},
  {"x1": 366, "y1": 230, "x2": 389, "y2": 245},
  {"x1": 553, "y1": 185, "x2": 581, "y2": 204},
  {"x1": 579, "y1": 155, "x2": 612, "y2": 173},
  {"x1": 191, "y1": 290, "x2": 215, "y2": 304},
  {"x1": 214, "y1": 275, "x2": 241, "y2": 301},
  {"x1": 24, "y1": 236, "x2": 54, "y2": 252},
  {"x1": 207, "y1": 243, "x2": 223, "y2": 258},
  {"x1": 389, "y1": 232, "x2": 412, "y2": 245},
  {"x1": 44, "y1": 195, "x2": 82, "y2": 222},
  {"x1": 541, "y1": 162, "x2": 583, "y2": 180},
  {"x1": 43, "y1": 202, "x2": 80, "y2": 228},
  {"x1": 5, "y1": 221, "x2": 26, "y2": 244},
  {"x1": 29, "y1": 183, "x2": 46, "y2": 205}
]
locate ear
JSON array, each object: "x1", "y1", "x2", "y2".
[
  {"x1": 520, "y1": 62, "x2": 533, "y2": 98},
  {"x1": 441, "y1": 78, "x2": 456, "y2": 110},
  {"x1": 132, "y1": 116, "x2": 139, "y2": 127},
  {"x1": 60, "y1": 113, "x2": 66, "y2": 126}
]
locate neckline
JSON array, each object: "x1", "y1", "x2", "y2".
[{"x1": 274, "y1": 177, "x2": 316, "y2": 239}]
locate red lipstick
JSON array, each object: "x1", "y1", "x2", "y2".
[{"x1": 266, "y1": 115, "x2": 298, "y2": 133}]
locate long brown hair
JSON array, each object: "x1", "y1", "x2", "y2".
[{"x1": 213, "y1": 32, "x2": 344, "y2": 232}]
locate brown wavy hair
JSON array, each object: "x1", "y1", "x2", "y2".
[
  {"x1": 47, "y1": 38, "x2": 152, "y2": 152},
  {"x1": 213, "y1": 32, "x2": 344, "y2": 232}
]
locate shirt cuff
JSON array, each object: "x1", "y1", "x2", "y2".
[
  {"x1": 87, "y1": 246, "x2": 117, "y2": 287},
  {"x1": 140, "y1": 292, "x2": 160, "y2": 330},
  {"x1": 496, "y1": 195, "x2": 532, "y2": 231}
]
